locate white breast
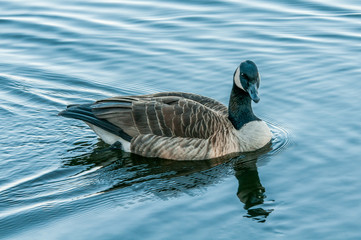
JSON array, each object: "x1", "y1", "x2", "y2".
[{"x1": 234, "y1": 120, "x2": 272, "y2": 152}]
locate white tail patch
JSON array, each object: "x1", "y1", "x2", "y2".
[{"x1": 86, "y1": 123, "x2": 131, "y2": 152}]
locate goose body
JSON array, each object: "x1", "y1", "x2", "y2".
[{"x1": 59, "y1": 60, "x2": 272, "y2": 160}]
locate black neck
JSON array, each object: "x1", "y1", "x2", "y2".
[{"x1": 228, "y1": 83, "x2": 259, "y2": 130}]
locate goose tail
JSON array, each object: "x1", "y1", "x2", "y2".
[{"x1": 58, "y1": 104, "x2": 132, "y2": 142}]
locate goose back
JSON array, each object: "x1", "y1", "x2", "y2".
[{"x1": 91, "y1": 92, "x2": 231, "y2": 140}]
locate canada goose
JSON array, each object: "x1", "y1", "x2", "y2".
[{"x1": 59, "y1": 60, "x2": 272, "y2": 160}]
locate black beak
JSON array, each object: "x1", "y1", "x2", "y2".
[{"x1": 247, "y1": 83, "x2": 260, "y2": 103}]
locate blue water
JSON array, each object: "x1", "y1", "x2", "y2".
[{"x1": 1, "y1": 0, "x2": 361, "y2": 239}]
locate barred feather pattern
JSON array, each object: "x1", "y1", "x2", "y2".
[
  {"x1": 91, "y1": 92, "x2": 229, "y2": 140},
  {"x1": 130, "y1": 129, "x2": 241, "y2": 161},
  {"x1": 87, "y1": 92, "x2": 245, "y2": 160}
]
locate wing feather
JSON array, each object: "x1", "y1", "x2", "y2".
[
  {"x1": 89, "y1": 92, "x2": 230, "y2": 140},
  {"x1": 151, "y1": 92, "x2": 228, "y2": 116}
]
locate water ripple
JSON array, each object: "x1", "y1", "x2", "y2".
[{"x1": 1, "y1": 0, "x2": 361, "y2": 239}]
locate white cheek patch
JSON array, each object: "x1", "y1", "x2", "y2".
[{"x1": 234, "y1": 66, "x2": 245, "y2": 91}]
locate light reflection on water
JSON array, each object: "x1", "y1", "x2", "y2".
[{"x1": 1, "y1": 0, "x2": 361, "y2": 239}]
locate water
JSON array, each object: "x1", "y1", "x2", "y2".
[{"x1": 1, "y1": 0, "x2": 361, "y2": 239}]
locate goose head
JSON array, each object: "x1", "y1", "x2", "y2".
[{"x1": 233, "y1": 60, "x2": 261, "y2": 103}]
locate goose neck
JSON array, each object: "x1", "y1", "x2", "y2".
[{"x1": 228, "y1": 84, "x2": 258, "y2": 130}]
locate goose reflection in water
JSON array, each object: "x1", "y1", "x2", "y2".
[
  {"x1": 64, "y1": 141, "x2": 274, "y2": 222},
  {"x1": 232, "y1": 144, "x2": 274, "y2": 222}
]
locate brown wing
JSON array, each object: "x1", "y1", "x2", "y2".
[
  {"x1": 90, "y1": 93, "x2": 229, "y2": 139},
  {"x1": 149, "y1": 92, "x2": 228, "y2": 116}
]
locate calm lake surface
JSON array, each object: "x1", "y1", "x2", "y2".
[{"x1": 1, "y1": 0, "x2": 361, "y2": 239}]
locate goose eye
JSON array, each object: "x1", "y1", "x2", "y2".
[{"x1": 241, "y1": 73, "x2": 249, "y2": 81}]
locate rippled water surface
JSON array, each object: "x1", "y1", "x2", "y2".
[{"x1": 1, "y1": 0, "x2": 361, "y2": 239}]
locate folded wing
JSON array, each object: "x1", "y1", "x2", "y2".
[{"x1": 91, "y1": 92, "x2": 229, "y2": 140}]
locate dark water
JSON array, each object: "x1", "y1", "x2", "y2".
[{"x1": 1, "y1": 0, "x2": 361, "y2": 239}]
